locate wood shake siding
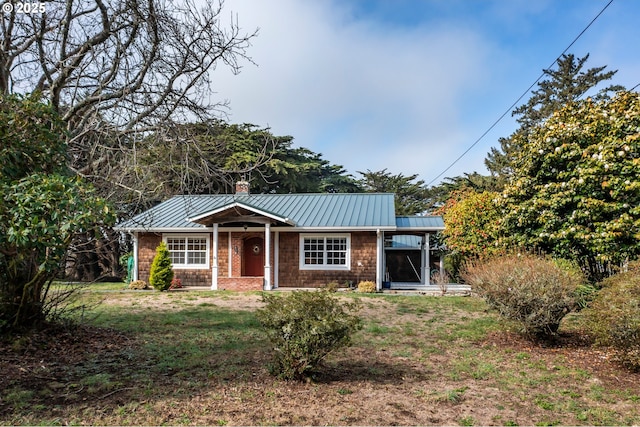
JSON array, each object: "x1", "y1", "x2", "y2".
[
  {"x1": 277, "y1": 232, "x2": 377, "y2": 288},
  {"x1": 137, "y1": 232, "x2": 272, "y2": 289},
  {"x1": 137, "y1": 233, "x2": 162, "y2": 284},
  {"x1": 137, "y1": 232, "x2": 217, "y2": 287}
]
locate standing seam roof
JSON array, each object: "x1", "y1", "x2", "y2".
[{"x1": 116, "y1": 193, "x2": 397, "y2": 230}]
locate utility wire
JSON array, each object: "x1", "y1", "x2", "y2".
[{"x1": 426, "y1": 0, "x2": 615, "y2": 187}]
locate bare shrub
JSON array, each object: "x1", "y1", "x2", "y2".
[
  {"x1": 462, "y1": 254, "x2": 583, "y2": 340},
  {"x1": 431, "y1": 271, "x2": 450, "y2": 295}
]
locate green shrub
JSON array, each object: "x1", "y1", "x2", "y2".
[
  {"x1": 128, "y1": 280, "x2": 148, "y2": 290},
  {"x1": 462, "y1": 254, "x2": 583, "y2": 340},
  {"x1": 256, "y1": 290, "x2": 362, "y2": 380},
  {"x1": 444, "y1": 251, "x2": 465, "y2": 283},
  {"x1": 586, "y1": 265, "x2": 640, "y2": 371},
  {"x1": 574, "y1": 283, "x2": 598, "y2": 310},
  {"x1": 357, "y1": 280, "x2": 376, "y2": 293},
  {"x1": 149, "y1": 242, "x2": 174, "y2": 291}
]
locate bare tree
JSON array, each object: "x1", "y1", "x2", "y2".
[
  {"x1": 2, "y1": 0, "x2": 260, "y2": 281},
  {"x1": 2, "y1": 0, "x2": 257, "y2": 191}
]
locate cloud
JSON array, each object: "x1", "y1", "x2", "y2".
[
  {"x1": 203, "y1": 0, "x2": 640, "y2": 187},
  {"x1": 212, "y1": 0, "x2": 493, "y2": 182}
]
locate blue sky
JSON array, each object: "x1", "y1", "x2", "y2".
[{"x1": 214, "y1": 0, "x2": 640, "y2": 186}]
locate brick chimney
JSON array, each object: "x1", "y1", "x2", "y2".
[{"x1": 235, "y1": 180, "x2": 249, "y2": 195}]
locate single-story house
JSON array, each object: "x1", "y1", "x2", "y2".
[{"x1": 116, "y1": 181, "x2": 445, "y2": 291}]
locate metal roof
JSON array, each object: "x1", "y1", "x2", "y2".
[
  {"x1": 396, "y1": 216, "x2": 445, "y2": 230},
  {"x1": 116, "y1": 193, "x2": 399, "y2": 231}
]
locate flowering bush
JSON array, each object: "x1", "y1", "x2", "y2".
[
  {"x1": 438, "y1": 190, "x2": 502, "y2": 259},
  {"x1": 170, "y1": 277, "x2": 183, "y2": 289},
  {"x1": 499, "y1": 92, "x2": 640, "y2": 281}
]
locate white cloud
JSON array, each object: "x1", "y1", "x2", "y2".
[
  {"x1": 212, "y1": 0, "x2": 493, "y2": 183},
  {"x1": 208, "y1": 0, "x2": 640, "y2": 186}
]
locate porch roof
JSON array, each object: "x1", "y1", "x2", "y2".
[
  {"x1": 395, "y1": 216, "x2": 445, "y2": 231},
  {"x1": 116, "y1": 192, "x2": 399, "y2": 231}
]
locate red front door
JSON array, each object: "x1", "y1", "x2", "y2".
[{"x1": 243, "y1": 237, "x2": 264, "y2": 276}]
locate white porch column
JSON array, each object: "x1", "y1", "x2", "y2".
[
  {"x1": 132, "y1": 232, "x2": 139, "y2": 281},
  {"x1": 376, "y1": 229, "x2": 383, "y2": 291},
  {"x1": 264, "y1": 223, "x2": 272, "y2": 290},
  {"x1": 273, "y1": 231, "x2": 279, "y2": 289},
  {"x1": 424, "y1": 233, "x2": 430, "y2": 285},
  {"x1": 211, "y1": 223, "x2": 219, "y2": 290},
  {"x1": 228, "y1": 231, "x2": 232, "y2": 277}
]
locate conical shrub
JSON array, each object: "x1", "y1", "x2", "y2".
[{"x1": 149, "y1": 242, "x2": 174, "y2": 291}]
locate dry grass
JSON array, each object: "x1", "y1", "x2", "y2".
[{"x1": 1, "y1": 289, "x2": 639, "y2": 426}]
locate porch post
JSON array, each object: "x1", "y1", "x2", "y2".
[
  {"x1": 211, "y1": 223, "x2": 219, "y2": 290},
  {"x1": 132, "y1": 232, "x2": 139, "y2": 281},
  {"x1": 424, "y1": 233, "x2": 430, "y2": 285},
  {"x1": 273, "y1": 231, "x2": 279, "y2": 289},
  {"x1": 376, "y1": 229, "x2": 383, "y2": 291},
  {"x1": 264, "y1": 223, "x2": 272, "y2": 290},
  {"x1": 228, "y1": 231, "x2": 232, "y2": 277}
]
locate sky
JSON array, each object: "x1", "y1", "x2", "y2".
[{"x1": 212, "y1": 0, "x2": 640, "y2": 187}]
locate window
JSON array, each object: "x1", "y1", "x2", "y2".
[
  {"x1": 164, "y1": 235, "x2": 209, "y2": 269},
  {"x1": 300, "y1": 234, "x2": 350, "y2": 270}
]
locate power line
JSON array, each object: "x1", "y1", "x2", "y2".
[{"x1": 426, "y1": 0, "x2": 614, "y2": 187}]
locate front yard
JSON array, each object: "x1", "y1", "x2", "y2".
[{"x1": 1, "y1": 287, "x2": 639, "y2": 425}]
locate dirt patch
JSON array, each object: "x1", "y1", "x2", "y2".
[{"x1": 99, "y1": 289, "x2": 266, "y2": 311}]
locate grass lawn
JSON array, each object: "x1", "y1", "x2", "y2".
[{"x1": 1, "y1": 289, "x2": 639, "y2": 426}]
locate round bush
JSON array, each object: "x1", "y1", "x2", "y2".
[
  {"x1": 128, "y1": 280, "x2": 148, "y2": 290},
  {"x1": 256, "y1": 290, "x2": 362, "y2": 380},
  {"x1": 586, "y1": 266, "x2": 640, "y2": 371},
  {"x1": 357, "y1": 280, "x2": 376, "y2": 293},
  {"x1": 462, "y1": 254, "x2": 583, "y2": 340}
]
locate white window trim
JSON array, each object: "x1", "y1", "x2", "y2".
[
  {"x1": 299, "y1": 233, "x2": 351, "y2": 271},
  {"x1": 163, "y1": 234, "x2": 210, "y2": 269}
]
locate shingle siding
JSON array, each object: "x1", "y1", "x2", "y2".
[{"x1": 277, "y1": 231, "x2": 377, "y2": 288}]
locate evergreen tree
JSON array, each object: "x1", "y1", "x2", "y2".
[
  {"x1": 149, "y1": 242, "x2": 174, "y2": 291},
  {"x1": 357, "y1": 169, "x2": 432, "y2": 215},
  {"x1": 486, "y1": 53, "x2": 624, "y2": 185}
]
